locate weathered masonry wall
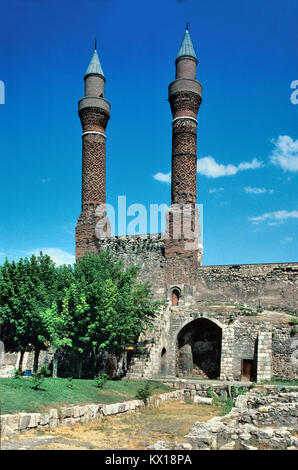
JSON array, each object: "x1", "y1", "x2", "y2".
[
  {"x1": 0, "y1": 390, "x2": 184, "y2": 438},
  {"x1": 98, "y1": 236, "x2": 297, "y2": 313},
  {"x1": 149, "y1": 386, "x2": 298, "y2": 451},
  {"x1": 98, "y1": 234, "x2": 167, "y2": 299},
  {"x1": 272, "y1": 324, "x2": 297, "y2": 378},
  {"x1": 131, "y1": 306, "x2": 297, "y2": 382},
  {"x1": 196, "y1": 263, "x2": 298, "y2": 313},
  {"x1": 233, "y1": 325, "x2": 257, "y2": 381}
]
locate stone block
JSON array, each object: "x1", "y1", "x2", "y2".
[
  {"x1": 194, "y1": 396, "x2": 213, "y2": 405},
  {"x1": 102, "y1": 403, "x2": 121, "y2": 416},
  {"x1": 19, "y1": 413, "x2": 31, "y2": 430},
  {"x1": 87, "y1": 404, "x2": 99, "y2": 417},
  {"x1": 219, "y1": 441, "x2": 236, "y2": 450},
  {"x1": 73, "y1": 406, "x2": 81, "y2": 418},
  {"x1": 2, "y1": 414, "x2": 20, "y2": 431},
  {"x1": 181, "y1": 443, "x2": 192, "y2": 450},
  {"x1": 1, "y1": 425, "x2": 16, "y2": 438},
  {"x1": 49, "y1": 408, "x2": 58, "y2": 419},
  {"x1": 61, "y1": 407, "x2": 74, "y2": 419},
  {"x1": 49, "y1": 418, "x2": 59, "y2": 429},
  {"x1": 27, "y1": 413, "x2": 41, "y2": 428},
  {"x1": 39, "y1": 413, "x2": 50, "y2": 426},
  {"x1": 64, "y1": 417, "x2": 76, "y2": 427}
]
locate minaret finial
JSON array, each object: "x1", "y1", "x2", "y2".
[
  {"x1": 94, "y1": 38, "x2": 97, "y2": 50},
  {"x1": 176, "y1": 25, "x2": 197, "y2": 60}
]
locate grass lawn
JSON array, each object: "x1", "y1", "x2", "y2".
[
  {"x1": 263, "y1": 378, "x2": 298, "y2": 386},
  {"x1": 4, "y1": 401, "x2": 221, "y2": 450},
  {"x1": 0, "y1": 378, "x2": 173, "y2": 415}
]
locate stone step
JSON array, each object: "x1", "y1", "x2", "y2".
[{"x1": 0, "y1": 366, "x2": 15, "y2": 377}]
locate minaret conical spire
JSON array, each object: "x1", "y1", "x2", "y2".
[
  {"x1": 165, "y1": 26, "x2": 203, "y2": 286},
  {"x1": 176, "y1": 27, "x2": 197, "y2": 60},
  {"x1": 76, "y1": 42, "x2": 111, "y2": 258},
  {"x1": 85, "y1": 46, "x2": 104, "y2": 77}
]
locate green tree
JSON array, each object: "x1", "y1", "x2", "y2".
[
  {"x1": 70, "y1": 251, "x2": 162, "y2": 376},
  {"x1": 0, "y1": 253, "x2": 61, "y2": 371},
  {"x1": 49, "y1": 282, "x2": 89, "y2": 378},
  {"x1": 0, "y1": 250, "x2": 162, "y2": 378}
]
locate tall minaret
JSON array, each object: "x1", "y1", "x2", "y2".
[
  {"x1": 75, "y1": 44, "x2": 111, "y2": 258},
  {"x1": 165, "y1": 27, "x2": 203, "y2": 296}
]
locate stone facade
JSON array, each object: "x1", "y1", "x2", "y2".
[
  {"x1": 149, "y1": 385, "x2": 298, "y2": 451},
  {"x1": 127, "y1": 306, "x2": 298, "y2": 382},
  {"x1": 0, "y1": 390, "x2": 184, "y2": 438},
  {"x1": 196, "y1": 263, "x2": 297, "y2": 312},
  {"x1": 257, "y1": 331, "x2": 272, "y2": 382},
  {"x1": 98, "y1": 234, "x2": 167, "y2": 299},
  {"x1": 73, "y1": 34, "x2": 297, "y2": 383}
]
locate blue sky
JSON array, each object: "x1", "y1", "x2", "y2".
[{"x1": 0, "y1": 0, "x2": 297, "y2": 266}]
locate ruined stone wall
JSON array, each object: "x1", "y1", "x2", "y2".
[
  {"x1": 233, "y1": 324, "x2": 258, "y2": 381},
  {"x1": 130, "y1": 304, "x2": 297, "y2": 382},
  {"x1": 196, "y1": 263, "x2": 298, "y2": 313},
  {"x1": 272, "y1": 323, "x2": 297, "y2": 380},
  {"x1": 0, "y1": 390, "x2": 184, "y2": 438},
  {"x1": 94, "y1": 237, "x2": 298, "y2": 381},
  {"x1": 150, "y1": 386, "x2": 298, "y2": 451},
  {"x1": 126, "y1": 307, "x2": 172, "y2": 380},
  {"x1": 98, "y1": 234, "x2": 167, "y2": 299},
  {"x1": 97, "y1": 234, "x2": 297, "y2": 314}
]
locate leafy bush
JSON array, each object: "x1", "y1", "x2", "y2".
[
  {"x1": 66, "y1": 376, "x2": 73, "y2": 389},
  {"x1": 291, "y1": 326, "x2": 298, "y2": 336},
  {"x1": 39, "y1": 365, "x2": 51, "y2": 377},
  {"x1": 31, "y1": 369, "x2": 45, "y2": 390},
  {"x1": 231, "y1": 385, "x2": 249, "y2": 398},
  {"x1": 135, "y1": 381, "x2": 155, "y2": 405},
  {"x1": 206, "y1": 386, "x2": 234, "y2": 416},
  {"x1": 94, "y1": 373, "x2": 109, "y2": 389},
  {"x1": 221, "y1": 397, "x2": 234, "y2": 415},
  {"x1": 248, "y1": 382, "x2": 257, "y2": 389},
  {"x1": 14, "y1": 369, "x2": 22, "y2": 379}
]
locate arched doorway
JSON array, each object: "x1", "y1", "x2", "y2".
[
  {"x1": 159, "y1": 348, "x2": 167, "y2": 376},
  {"x1": 177, "y1": 318, "x2": 222, "y2": 379},
  {"x1": 172, "y1": 289, "x2": 180, "y2": 306}
]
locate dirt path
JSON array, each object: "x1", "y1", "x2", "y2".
[{"x1": 1, "y1": 400, "x2": 220, "y2": 450}]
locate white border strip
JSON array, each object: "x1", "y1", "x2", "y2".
[
  {"x1": 172, "y1": 116, "x2": 198, "y2": 124},
  {"x1": 82, "y1": 131, "x2": 106, "y2": 138}
]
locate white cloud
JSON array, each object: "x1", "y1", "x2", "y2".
[
  {"x1": 209, "y1": 187, "x2": 224, "y2": 194},
  {"x1": 280, "y1": 236, "x2": 293, "y2": 244},
  {"x1": 28, "y1": 248, "x2": 75, "y2": 266},
  {"x1": 270, "y1": 135, "x2": 298, "y2": 172},
  {"x1": 40, "y1": 178, "x2": 51, "y2": 184},
  {"x1": 153, "y1": 172, "x2": 171, "y2": 184},
  {"x1": 197, "y1": 156, "x2": 262, "y2": 178},
  {"x1": 244, "y1": 187, "x2": 274, "y2": 195},
  {"x1": 154, "y1": 156, "x2": 262, "y2": 184},
  {"x1": 249, "y1": 210, "x2": 298, "y2": 225}
]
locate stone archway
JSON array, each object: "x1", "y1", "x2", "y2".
[
  {"x1": 172, "y1": 289, "x2": 180, "y2": 306},
  {"x1": 177, "y1": 318, "x2": 222, "y2": 379},
  {"x1": 159, "y1": 348, "x2": 167, "y2": 376}
]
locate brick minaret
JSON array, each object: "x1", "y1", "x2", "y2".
[
  {"x1": 75, "y1": 45, "x2": 111, "y2": 258},
  {"x1": 165, "y1": 28, "x2": 203, "y2": 292}
]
